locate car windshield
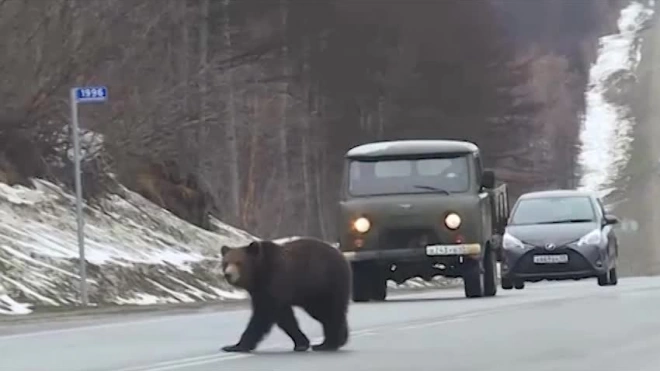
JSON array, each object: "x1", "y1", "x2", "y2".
[
  {"x1": 347, "y1": 155, "x2": 470, "y2": 196},
  {"x1": 509, "y1": 196, "x2": 597, "y2": 225}
]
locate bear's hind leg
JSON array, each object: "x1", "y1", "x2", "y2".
[
  {"x1": 277, "y1": 306, "x2": 310, "y2": 351},
  {"x1": 304, "y1": 302, "x2": 349, "y2": 352},
  {"x1": 312, "y1": 312, "x2": 348, "y2": 351}
]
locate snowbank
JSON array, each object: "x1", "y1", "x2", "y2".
[
  {"x1": 0, "y1": 283, "x2": 32, "y2": 315},
  {"x1": 0, "y1": 178, "x2": 255, "y2": 314},
  {"x1": 577, "y1": 0, "x2": 655, "y2": 198}
]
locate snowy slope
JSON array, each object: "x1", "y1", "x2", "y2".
[{"x1": 0, "y1": 179, "x2": 254, "y2": 315}]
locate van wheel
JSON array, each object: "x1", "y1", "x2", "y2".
[
  {"x1": 463, "y1": 260, "x2": 484, "y2": 298},
  {"x1": 371, "y1": 276, "x2": 388, "y2": 301},
  {"x1": 483, "y1": 247, "x2": 497, "y2": 297},
  {"x1": 351, "y1": 263, "x2": 372, "y2": 302}
]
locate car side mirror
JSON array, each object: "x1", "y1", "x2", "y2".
[
  {"x1": 481, "y1": 170, "x2": 495, "y2": 189},
  {"x1": 603, "y1": 214, "x2": 619, "y2": 225}
]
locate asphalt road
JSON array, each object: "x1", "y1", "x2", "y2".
[{"x1": 2, "y1": 277, "x2": 660, "y2": 371}]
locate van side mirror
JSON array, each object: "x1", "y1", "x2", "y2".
[
  {"x1": 603, "y1": 214, "x2": 619, "y2": 225},
  {"x1": 481, "y1": 170, "x2": 495, "y2": 189}
]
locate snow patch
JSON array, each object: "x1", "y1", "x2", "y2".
[
  {"x1": 115, "y1": 293, "x2": 171, "y2": 306},
  {"x1": 577, "y1": 1, "x2": 654, "y2": 196},
  {"x1": 0, "y1": 177, "x2": 257, "y2": 315},
  {"x1": 273, "y1": 236, "x2": 303, "y2": 244},
  {"x1": 0, "y1": 283, "x2": 31, "y2": 315},
  {"x1": 0, "y1": 294, "x2": 33, "y2": 315}
]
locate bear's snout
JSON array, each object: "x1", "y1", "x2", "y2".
[{"x1": 223, "y1": 263, "x2": 241, "y2": 284}]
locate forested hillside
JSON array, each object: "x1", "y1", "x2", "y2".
[{"x1": 0, "y1": 0, "x2": 624, "y2": 240}]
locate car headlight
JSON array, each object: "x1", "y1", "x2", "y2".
[
  {"x1": 577, "y1": 228, "x2": 602, "y2": 246},
  {"x1": 444, "y1": 213, "x2": 461, "y2": 230},
  {"x1": 502, "y1": 232, "x2": 524, "y2": 249},
  {"x1": 353, "y1": 217, "x2": 371, "y2": 233}
]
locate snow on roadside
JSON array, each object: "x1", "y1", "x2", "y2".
[
  {"x1": 0, "y1": 283, "x2": 32, "y2": 315},
  {"x1": 577, "y1": 0, "x2": 655, "y2": 198},
  {"x1": 0, "y1": 178, "x2": 254, "y2": 314}
]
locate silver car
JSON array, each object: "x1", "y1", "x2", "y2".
[{"x1": 500, "y1": 189, "x2": 619, "y2": 290}]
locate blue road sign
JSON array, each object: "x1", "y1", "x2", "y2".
[{"x1": 74, "y1": 86, "x2": 108, "y2": 103}]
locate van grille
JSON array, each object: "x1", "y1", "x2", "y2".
[{"x1": 378, "y1": 228, "x2": 439, "y2": 250}]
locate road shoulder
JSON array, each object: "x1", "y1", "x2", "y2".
[{"x1": 0, "y1": 284, "x2": 459, "y2": 329}]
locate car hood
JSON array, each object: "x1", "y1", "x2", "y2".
[{"x1": 505, "y1": 222, "x2": 599, "y2": 246}]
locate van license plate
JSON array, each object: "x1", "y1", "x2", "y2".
[
  {"x1": 533, "y1": 254, "x2": 568, "y2": 264},
  {"x1": 426, "y1": 244, "x2": 467, "y2": 256}
]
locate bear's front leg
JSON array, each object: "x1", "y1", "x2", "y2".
[
  {"x1": 221, "y1": 302, "x2": 276, "y2": 353},
  {"x1": 221, "y1": 343, "x2": 254, "y2": 353}
]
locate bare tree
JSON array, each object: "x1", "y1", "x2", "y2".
[{"x1": 0, "y1": 0, "x2": 618, "y2": 240}]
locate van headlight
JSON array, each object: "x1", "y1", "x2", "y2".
[
  {"x1": 577, "y1": 229, "x2": 602, "y2": 246},
  {"x1": 444, "y1": 213, "x2": 461, "y2": 230},
  {"x1": 353, "y1": 217, "x2": 371, "y2": 233}
]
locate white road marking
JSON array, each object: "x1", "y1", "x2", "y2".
[
  {"x1": 396, "y1": 316, "x2": 468, "y2": 331},
  {"x1": 111, "y1": 354, "x2": 248, "y2": 371}
]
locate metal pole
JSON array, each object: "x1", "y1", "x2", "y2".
[{"x1": 70, "y1": 88, "x2": 88, "y2": 307}]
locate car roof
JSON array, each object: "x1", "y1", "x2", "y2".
[
  {"x1": 517, "y1": 189, "x2": 597, "y2": 200},
  {"x1": 345, "y1": 140, "x2": 479, "y2": 159}
]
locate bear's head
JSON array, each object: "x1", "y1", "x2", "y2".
[{"x1": 220, "y1": 240, "x2": 273, "y2": 291}]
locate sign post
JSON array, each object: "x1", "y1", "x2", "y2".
[{"x1": 69, "y1": 86, "x2": 108, "y2": 307}]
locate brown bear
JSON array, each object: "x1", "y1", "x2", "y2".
[{"x1": 219, "y1": 237, "x2": 352, "y2": 353}]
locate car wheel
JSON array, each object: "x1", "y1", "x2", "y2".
[
  {"x1": 514, "y1": 280, "x2": 525, "y2": 290},
  {"x1": 597, "y1": 272, "x2": 609, "y2": 286},
  {"x1": 351, "y1": 263, "x2": 373, "y2": 302},
  {"x1": 501, "y1": 277, "x2": 513, "y2": 290},
  {"x1": 607, "y1": 265, "x2": 618, "y2": 286},
  {"x1": 483, "y1": 247, "x2": 498, "y2": 297},
  {"x1": 463, "y1": 260, "x2": 485, "y2": 298}
]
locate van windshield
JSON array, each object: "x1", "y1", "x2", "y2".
[{"x1": 348, "y1": 155, "x2": 470, "y2": 196}]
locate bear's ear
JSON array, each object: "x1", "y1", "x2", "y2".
[
  {"x1": 220, "y1": 245, "x2": 230, "y2": 256},
  {"x1": 246, "y1": 240, "x2": 261, "y2": 256}
]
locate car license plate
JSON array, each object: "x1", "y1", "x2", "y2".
[
  {"x1": 533, "y1": 254, "x2": 569, "y2": 264},
  {"x1": 426, "y1": 244, "x2": 478, "y2": 256}
]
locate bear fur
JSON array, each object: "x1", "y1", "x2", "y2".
[{"x1": 219, "y1": 237, "x2": 352, "y2": 353}]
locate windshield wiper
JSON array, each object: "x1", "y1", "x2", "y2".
[
  {"x1": 542, "y1": 219, "x2": 594, "y2": 224},
  {"x1": 412, "y1": 185, "x2": 450, "y2": 195}
]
